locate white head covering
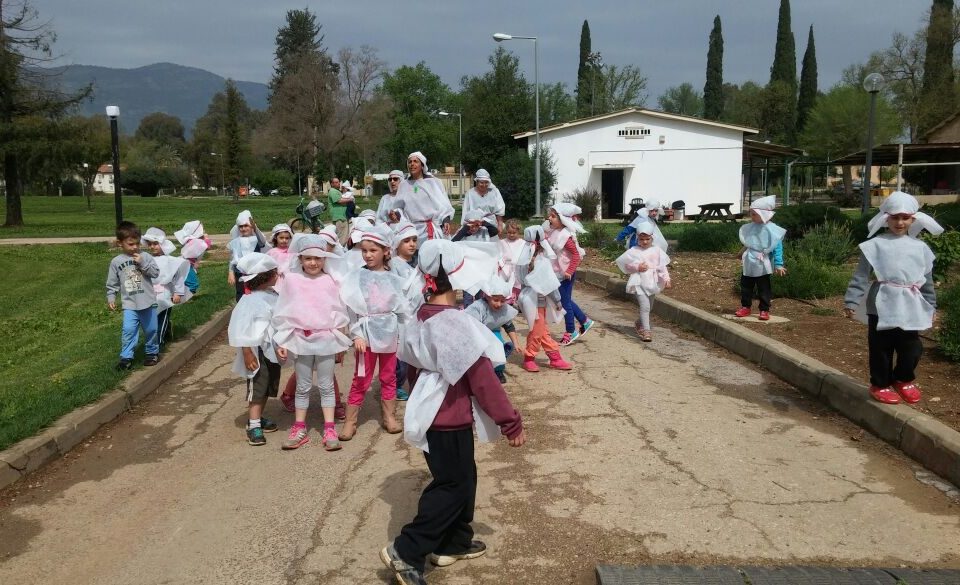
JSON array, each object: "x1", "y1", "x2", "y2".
[
  {"x1": 867, "y1": 191, "x2": 945, "y2": 238},
  {"x1": 463, "y1": 209, "x2": 486, "y2": 223},
  {"x1": 479, "y1": 275, "x2": 512, "y2": 298},
  {"x1": 318, "y1": 225, "x2": 340, "y2": 248},
  {"x1": 359, "y1": 209, "x2": 377, "y2": 221},
  {"x1": 388, "y1": 169, "x2": 404, "y2": 180},
  {"x1": 292, "y1": 234, "x2": 337, "y2": 259},
  {"x1": 749, "y1": 196, "x2": 777, "y2": 224},
  {"x1": 271, "y1": 223, "x2": 292, "y2": 239},
  {"x1": 408, "y1": 151, "x2": 427, "y2": 167},
  {"x1": 475, "y1": 169, "x2": 491, "y2": 182},
  {"x1": 236, "y1": 252, "x2": 279, "y2": 282},
  {"x1": 644, "y1": 199, "x2": 662, "y2": 215},
  {"x1": 342, "y1": 180, "x2": 352, "y2": 191},
  {"x1": 417, "y1": 239, "x2": 492, "y2": 294},
  {"x1": 635, "y1": 222, "x2": 655, "y2": 236},
  {"x1": 180, "y1": 238, "x2": 209, "y2": 260},
  {"x1": 141, "y1": 227, "x2": 176, "y2": 256},
  {"x1": 230, "y1": 210, "x2": 254, "y2": 238},
  {"x1": 523, "y1": 225, "x2": 557, "y2": 259},
  {"x1": 392, "y1": 221, "x2": 419, "y2": 251},
  {"x1": 357, "y1": 224, "x2": 393, "y2": 248},
  {"x1": 174, "y1": 220, "x2": 204, "y2": 244},
  {"x1": 550, "y1": 203, "x2": 587, "y2": 234}
]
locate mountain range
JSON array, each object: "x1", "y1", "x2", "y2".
[{"x1": 40, "y1": 62, "x2": 269, "y2": 135}]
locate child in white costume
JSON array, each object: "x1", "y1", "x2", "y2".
[
  {"x1": 266, "y1": 223, "x2": 294, "y2": 274},
  {"x1": 141, "y1": 227, "x2": 190, "y2": 348},
  {"x1": 228, "y1": 210, "x2": 271, "y2": 301},
  {"x1": 497, "y1": 219, "x2": 526, "y2": 299},
  {"x1": 381, "y1": 239, "x2": 524, "y2": 585},
  {"x1": 843, "y1": 191, "x2": 942, "y2": 405},
  {"x1": 453, "y1": 209, "x2": 499, "y2": 243},
  {"x1": 617, "y1": 198, "x2": 669, "y2": 251},
  {"x1": 616, "y1": 223, "x2": 672, "y2": 341},
  {"x1": 736, "y1": 196, "x2": 787, "y2": 321},
  {"x1": 390, "y1": 221, "x2": 423, "y2": 401},
  {"x1": 516, "y1": 225, "x2": 572, "y2": 372},
  {"x1": 464, "y1": 276, "x2": 523, "y2": 384},
  {"x1": 272, "y1": 234, "x2": 352, "y2": 451},
  {"x1": 228, "y1": 253, "x2": 282, "y2": 446},
  {"x1": 174, "y1": 220, "x2": 209, "y2": 295},
  {"x1": 395, "y1": 151, "x2": 455, "y2": 242},
  {"x1": 339, "y1": 224, "x2": 414, "y2": 439},
  {"x1": 543, "y1": 203, "x2": 595, "y2": 345}
]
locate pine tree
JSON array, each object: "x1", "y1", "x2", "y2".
[
  {"x1": 575, "y1": 20, "x2": 592, "y2": 117},
  {"x1": 270, "y1": 9, "x2": 325, "y2": 94},
  {"x1": 223, "y1": 80, "x2": 248, "y2": 187},
  {"x1": 919, "y1": 0, "x2": 956, "y2": 135},
  {"x1": 797, "y1": 25, "x2": 818, "y2": 133},
  {"x1": 763, "y1": 0, "x2": 798, "y2": 143},
  {"x1": 703, "y1": 15, "x2": 724, "y2": 120}
]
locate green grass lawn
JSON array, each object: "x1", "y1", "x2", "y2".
[
  {"x1": 0, "y1": 194, "x2": 387, "y2": 239},
  {"x1": 0, "y1": 243, "x2": 234, "y2": 450}
]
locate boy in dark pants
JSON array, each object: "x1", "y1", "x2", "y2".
[
  {"x1": 227, "y1": 253, "x2": 282, "y2": 445},
  {"x1": 735, "y1": 196, "x2": 787, "y2": 321},
  {"x1": 381, "y1": 240, "x2": 525, "y2": 585},
  {"x1": 843, "y1": 191, "x2": 942, "y2": 405}
]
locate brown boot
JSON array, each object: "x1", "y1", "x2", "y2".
[
  {"x1": 380, "y1": 399, "x2": 402, "y2": 434},
  {"x1": 339, "y1": 404, "x2": 361, "y2": 441}
]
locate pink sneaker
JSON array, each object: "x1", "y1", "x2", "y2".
[
  {"x1": 546, "y1": 351, "x2": 572, "y2": 370},
  {"x1": 322, "y1": 427, "x2": 341, "y2": 451},
  {"x1": 522, "y1": 357, "x2": 540, "y2": 372},
  {"x1": 758, "y1": 311, "x2": 770, "y2": 321},
  {"x1": 734, "y1": 307, "x2": 751, "y2": 318},
  {"x1": 282, "y1": 424, "x2": 310, "y2": 450}
]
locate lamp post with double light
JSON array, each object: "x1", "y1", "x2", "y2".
[
  {"x1": 493, "y1": 32, "x2": 542, "y2": 217},
  {"x1": 438, "y1": 110, "x2": 463, "y2": 197},
  {"x1": 106, "y1": 106, "x2": 122, "y2": 225},
  {"x1": 862, "y1": 72, "x2": 885, "y2": 214}
]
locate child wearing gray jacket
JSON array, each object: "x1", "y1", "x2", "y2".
[{"x1": 106, "y1": 221, "x2": 160, "y2": 370}]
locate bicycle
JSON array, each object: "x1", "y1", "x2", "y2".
[{"x1": 289, "y1": 195, "x2": 326, "y2": 233}]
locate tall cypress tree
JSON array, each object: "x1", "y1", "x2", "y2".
[
  {"x1": 575, "y1": 20, "x2": 592, "y2": 117},
  {"x1": 270, "y1": 9, "x2": 325, "y2": 95},
  {"x1": 763, "y1": 0, "x2": 798, "y2": 143},
  {"x1": 703, "y1": 15, "x2": 724, "y2": 120},
  {"x1": 920, "y1": 0, "x2": 956, "y2": 135},
  {"x1": 796, "y1": 25, "x2": 818, "y2": 133}
]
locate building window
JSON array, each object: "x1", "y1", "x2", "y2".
[
  {"x1": 452, "y1": 179, "x2": 458, "y2": 187},
  {"x1": 618, "y1": 126, "x2": 651, "y2": 139}
]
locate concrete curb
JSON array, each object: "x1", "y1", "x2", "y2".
[
  {"x1": 0, "y1": 307, "x2": 233, "y2": 490},
  {"x1": 578, "y1": 266, "x2": 960, "y2": 489}
]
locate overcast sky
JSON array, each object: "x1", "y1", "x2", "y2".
[{"x1": 32, "y1": 0, "x2": 930, "y2": 103}]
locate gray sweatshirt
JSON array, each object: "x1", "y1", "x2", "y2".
[
  {"x1": 843, "y1": 254, "x2": 936, "y2": 315},
  {"x1": 106, "y1": 253, "x2": 160, "y2": 310}
]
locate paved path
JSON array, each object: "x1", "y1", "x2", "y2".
[{"x1": 1, "y1": 288, "x2": 958, "y2": 584}]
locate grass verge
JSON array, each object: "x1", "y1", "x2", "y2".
[{"x1": 0, "y1": 243, "x2": 233, "y2": 450}]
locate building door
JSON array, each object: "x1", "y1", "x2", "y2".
[{"x1": 601, "y1": 169, "x2": 624, "y2": 219}]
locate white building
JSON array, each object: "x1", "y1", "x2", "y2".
[
  {"x1": 513, "y1": 108, "x2": 758, "y2": 218},
  {"x1": 92, "y1": 163, "x2": 115, "y2": 194}
]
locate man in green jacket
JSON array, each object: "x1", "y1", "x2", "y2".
[{"x1": 328, "y1": 177, "x2": 350, "y2": 244}]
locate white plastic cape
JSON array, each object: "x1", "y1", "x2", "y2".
[
  {"x1": 616, "y1": 247, "x2": 671, "y2": 295},
  {"x1": 340, "y1": 269, "x2": 413, "y2": 354},
  {"x1": 462, "y1": 187, "x2": 506, "y2": 225},
  {"x1": 738, "y1": 222, "x2": 786, "y2": 277},
  {"x1": 853, "y1": 234, "x2": 935, "y2": 331},
  {"x1": 390, "y1": 257, "x2": 425, "y2": 310},
  {"x1": 153, "y1": 255, "x2": 191, "y2": 311},
  {"x1": 228, "y1": 236, "x2": 271, "y2": 267},
  {"x1": 515, "y1": 243, "x2": 565, "y2": 325},
  {"x1": 377, "y1": 192, "x2": 405, "y2": 224},
  {"x1": 228, "y1": 290, "x2": 279, "y2": 378},
  {"x1": 498, "y1": 238, "x2": 527, "y2": 291},
  {"x1": 271, "y1": 272, "x2": 352, "y2": 357},
  {"x1": 628, "y1": 215, "x2": 669, "y2": 252},
  {"x1": 398, "y1": 309, "x2": 503, "y2": 452}
]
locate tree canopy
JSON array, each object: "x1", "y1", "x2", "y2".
[
  {"x1": 703, "y1": 15, "x2": 724, "y2": 120},
  {"x1": 797, "y1": 25, "x2": 818, "y2": 133}
]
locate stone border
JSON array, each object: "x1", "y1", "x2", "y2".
[
  {"x1": 0, "y1": 307, "x2": 233, "y2": 490},
  {"x1": 578, "y1": 266, "x2": 960, "y2": 489}
]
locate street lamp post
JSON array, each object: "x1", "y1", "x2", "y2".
[
  {"x1": 106, "y1": 106, "x2": 122, "y2": 226},
  {"x1": 210, "y1": 152, "x2": 225, "y2": 198},
  {"x1": 494, "y1": 32, "x2": 542, "y2": 217},
  {"x1": 862, "y1": 72, "x2": 885, "y2": 214},
  {"x1": 82, "y1": 162, "x2": 91, "y2": 211},
  {"x1": 438, "y1": 110, "x2": 463, "y2": 197}
]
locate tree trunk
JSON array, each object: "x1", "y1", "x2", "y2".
[
  {"x1": 3, "y1": 151, "x2": 24, "y2": 227},
  {"x1": 842, "y1": 165, "x2": 853, "y2": 199}
]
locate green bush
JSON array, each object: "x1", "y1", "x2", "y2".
[
  {"x1": 677, "y1": 222, "x2": 741, "y2": 252},
  {"x1": 771, "y1": 246, "x2": 850, "y2": 300},
  {"x1": 772, "y1": 203, "x2": 849, "y2": 240},
  {"x1": 581, "y1": 221, "x2": 609, "y2": 249},
  {"x1": 926, "y1": 202, "x2": 960, "y2": 230},
  {"x1": 795, "y1": 221, "x2": 855, "y2": 266},
  {"x1": 60, "y1": 178, "x2": 84, "y2": 197},
  {"x1": 571, "y1": 186, "x2": 601, "y2": 221},
  {"x1": 922, "y1": 230, "x2": 960, "y2": 283},
  {"x1": 937, "y1": 281, "x2": 960, "y2": 362}
]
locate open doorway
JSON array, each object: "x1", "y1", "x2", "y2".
[{"x1": 601, "y1": 169, "x2": 624, "y2": 219}]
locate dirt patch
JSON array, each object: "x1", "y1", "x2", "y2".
[{"x1": 581, "y1": 248, "x2": 960, "y2": 435}]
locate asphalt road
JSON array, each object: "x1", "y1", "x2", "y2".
[{"x1": 1, "y1": 287, "x2": 958, "y2": 584}]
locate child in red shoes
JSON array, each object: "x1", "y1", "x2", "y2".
[
  {"x1": 735, "y1": 196, "x2": 786, "y2": 321},
  {"x1": 843, "y1": 191, "x2": 943, "y2": 405},
  {"x1": 516, "y1": 226, "x2": 572, "y2": 372}
]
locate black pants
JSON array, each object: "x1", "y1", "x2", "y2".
[
  {"x1": 740, "y1": 274, "x2": 772, "y2": 311},
  {"x1": 868, "y1": 314, "x2": 923, "y2": 388},
  {"x1": 157, "y1": 308, "x2": 172, "y2": 348},
  {"x1": 394, "y1": 428, "x2": 477, "y2": 572}
]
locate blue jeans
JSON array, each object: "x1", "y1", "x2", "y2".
[
  {"x1": 120, "y1": 307, "x2": 159, "y2": 359},
  {"x1": 558, "y1": 273, "x2": 587, "y2": 334}
]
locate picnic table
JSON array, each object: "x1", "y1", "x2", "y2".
[{"x1": 694, "y1": 202, "x2": 736, "y2": 223}]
